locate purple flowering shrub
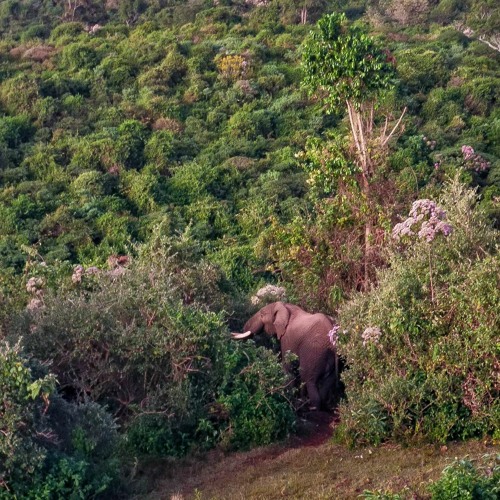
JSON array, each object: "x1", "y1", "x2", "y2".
[
  {"x1": 461, "y1": 145, "x2": 491, "y2": 173},
  {"x1": 334, "y1": 178, "x2": 499, "y2": 446},
  {"x1": 392, "y1": 199, "x2": 452, "y2": 243}
]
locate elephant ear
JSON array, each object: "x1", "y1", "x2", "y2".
[{"x1": 273, "y1": 302, "x2": 290, "y2": 340}]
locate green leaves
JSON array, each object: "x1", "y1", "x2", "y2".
[
  {"x1": 299, "y1": 134, "x2": 359, "y2": 197},
  {"x1": 302, "y1": 13, "x2": 396, "y2": 111}
]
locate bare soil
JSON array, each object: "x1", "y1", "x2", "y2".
[{"x1": 131, "y1": 413, "x2": 498, "y2": 500}]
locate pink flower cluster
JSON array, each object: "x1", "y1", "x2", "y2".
[
  {"x1": 461, "y1": 145, "x2": 491, "y2": 173},
  {"x1": 328, "y1": 325, "x2": 340, "y2": 347},
  {"x1": 393, "y1": 199, "x2": 453, "y2": 243}
]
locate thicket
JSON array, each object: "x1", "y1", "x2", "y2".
[
  {"x1": 336, "y1": 178, "x2": 499, "y2": 445},
  {"x1": 0, "y1": 341, "x2": 120, "y2": 497},
  {"x1": 1, "y1": 230, "x2": 295, "y2": 495}
]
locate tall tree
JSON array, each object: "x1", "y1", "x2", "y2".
[{"x1": 302, "y1": 13, "x2": 406, "y2": 288}]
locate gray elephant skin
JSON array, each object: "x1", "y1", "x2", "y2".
[{"x1": 232, "y1": 301, "x2": 340, "y2": 410}]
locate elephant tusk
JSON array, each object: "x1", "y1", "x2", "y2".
[{"x1": 231, "y1": 331, "x2": 252, "y2": 339}]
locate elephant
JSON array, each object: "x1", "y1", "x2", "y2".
[{"x1": 232, "y1": 302, "x2": 340, "y2": 410}]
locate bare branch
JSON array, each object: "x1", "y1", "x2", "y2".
[
  {"x1": 478, "y1": 34, "x2": 500, "y2": 52},
  {"x1": 381, "y1": 107, "x2": 407, "y2": 147},
  {"x1": 346, "y1": 100, "x2": 362, "y2": 158}
]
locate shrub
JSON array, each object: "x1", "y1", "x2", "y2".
[
  {"x1": 216, "y1": 54, "x2": 248, "y2": 83},
  {"x1": 116, "y1": 119, "x2": 149, "y2": 169},
  {"x1": 16, "y1": 229, "x2": 296, "y2": 457},
  {"x1": 50, "y1": 22, "x2": 85, "y2": 44},
  {"x1": 61, "y1": 42, "x2": 99, "y2": 70},
  {"x1": 397, "y1": 48, "x2": 448, "y2": 94},
  {"x1": 429, "y1": 455, "x2": 500, "y2": 499},
  {"x1": 144, "y1": 129, "x2": 175, "y2": 171},
  {"x1": 335, "y1": 177, "x2": 499, "y2": 445},
  {"x1": 0, "y1": 75, "x2": 40, "y2": 116},
  {"x1": 215, "y1": 345, "x2": 296, "y2": 450},
  {"x1": 0, "y1": 340, "x2": 55, "y2": 493},
  {"x1": 0, "y1": 115, "x2": 35, "y2": 148},
  {"x1": 363, "y1": 454, "x2": 500, "y2": 499},
  {"x1": 0, "y1": 341, "x2": 118, "y2": 498}
]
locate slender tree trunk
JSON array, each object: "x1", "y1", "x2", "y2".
[
  {"x1": 346, "y1": 100, "x2": 373, "y2": 290},
  {"x1": 301, "y1": 5, "x2": 308, "y2": 25},
  {"x1": 343, "y1": 100, "x2": 406, "y2": 290}
]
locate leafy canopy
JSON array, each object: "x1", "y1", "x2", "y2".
[{"x1": 302, "y1": 13, "x2": 396, "y2": 111}]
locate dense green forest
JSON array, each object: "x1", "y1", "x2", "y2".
[{"x1": 0, "y1": 0, "x2": 498, "y2": 497}]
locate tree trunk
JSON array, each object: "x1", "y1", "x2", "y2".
[
  {"x1": 301, "y1": 6, "x2": 308, "y2": 25},
  {"x1": 346, "y1": 100, "x2": 373, "y2": 290}
]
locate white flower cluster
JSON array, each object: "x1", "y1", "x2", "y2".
[
  {"x1": 328, "y1": 325, "x2": 340, "y2": 347},
  {"x1": 27, "y1": 298, "x2": 43, "y2": 311},
  {"x1": 393, "y1": 199, "x2": 452, "y2": 243},
  {"x1": 26, "y1": 277, "x2": 44, "y2": 294},
  {"x1": 362, "y1": 326, "x2": 382, "y2": 347},
  {"x1": 72, "y1": 262, "x2": 125, "y2": 284},
  {"x1": 250, "y1": 284, "x2": 286, "y2": 305},
  {"x1": 26, "y1": 277, "x2": 45, "y2": 312},
  {"x1": 72, "y1": 265, "x2": 85, "y2": 284},
  {"x1": 71, "y1": 265, "x2": 100, "y2": 283}
]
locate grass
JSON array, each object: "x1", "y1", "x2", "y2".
[{"x1": 130, "y1": 416, "x2": 499, "y2": 499}]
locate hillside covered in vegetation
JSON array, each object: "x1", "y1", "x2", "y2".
[{"x1": 0, "y1": 0, "x2": 498, "y2": 497}]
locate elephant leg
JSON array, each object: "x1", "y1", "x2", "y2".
[
  {"x1": 305, "y1": 380, "x2": 321, "y2": 410},
  {"x1": 319, "y1": 370, "x2": 337, "y2": 407}
]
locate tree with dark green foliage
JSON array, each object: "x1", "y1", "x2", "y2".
[{"x1": 302, "y1": 12, "x2": 406, "y2": 288}]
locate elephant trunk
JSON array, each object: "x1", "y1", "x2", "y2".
[
  {"x1": 231, "y1": 312, "x2": 265, "y2": 340},
  {"x1": 243, "y1": 314, "x2": 265, "y2": 335}
]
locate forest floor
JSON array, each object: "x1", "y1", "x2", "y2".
[{"x1": 132, "y1": 412, "x2": 498, "y2": 499}]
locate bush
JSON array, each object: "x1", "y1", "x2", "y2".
[
  {"x1": 335, "y1": 177, "x2": 499, "y2": 445},
  {"x1": 0, "y1": 341, "x2": 118, "y2": 498},
  {"x1": 0, "y1": 340, "x2": 55, "y2": 493},
  {"x1": 116, "y1": 119, "x2": 148, "y2": 169},
  {"x1": 363, "y1": 454, "x2": 500, "y2": 499},
  {"x1": 16, "y1": 228, "x2": 296, "y2": 458},
  {"x1": 215, "y1": 345, "x2": 296, "y2": 450},
  {"x1": 61, "y1": 42, "x2": 100, "y2": 70},
  {"x1": 429, "y1": 455, "x2": 500, "y2": 499},
  {"x1": 397, "y1": 48, "x2": 448, "y2": 94}
]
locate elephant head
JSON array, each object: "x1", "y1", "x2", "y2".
[
  {"x1": 232, "y1": 301, "x2": 290, "y2": 340},
  {"x1": 232, "y1": 301, "x2": 341, "y2": 410}
]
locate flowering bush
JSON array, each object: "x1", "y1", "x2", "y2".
[
  {"x1": 392, "y1": 199, "x2": 452, "y2": 242},
  {"x1": 335, "y1": 177, "x2": 499, "y2": 445},
  {"x1": 461, "y1": 145, "x2": 491, "y2": 173},
  {"x1": 216, "y1": 54, "x2": 249, "y2": 82}
]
